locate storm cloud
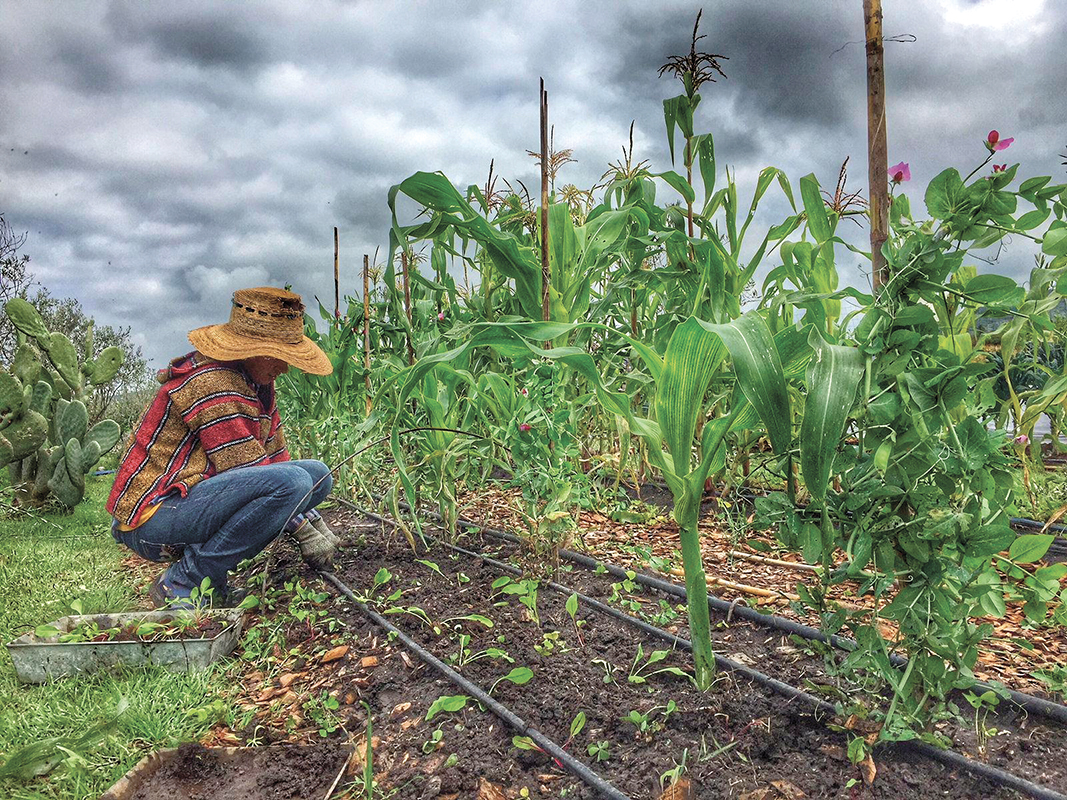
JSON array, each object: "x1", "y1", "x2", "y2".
[{"x1": 1, "y1": 0, "x2": 1063, "y2": 367}]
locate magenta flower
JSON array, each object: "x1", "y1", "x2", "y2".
[
  {"x1": 519, "y1": 423, "x2": 532, "y2": 432},
  {"x1": 1014, "y1": 434, "x2": 1029, "y2": 446},
  {"x1": 986, "y1": 130, "x2": 1014, "y2": 152},
  {"x1": 992, "y1": 164, "x2": 1007, "y2": 173},
  {"x1": 888, "y1": 162, "x2": 911, "y2": 184},
  {"x1": 437, "y1": 311, "x2": 445, "y2": 321},
  {"x1": 519, "y1": 387, "x2": 529, "y2": 397}
]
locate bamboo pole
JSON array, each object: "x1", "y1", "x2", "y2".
[
  {"x1": 401, "y1": 250, "x2": 414, "y2": 366},
  {"x1": 864, "y1": 0, "x2": 889, "y2": 292},
  {"x1": 363, "y1": 254, "x2": 372, "y2": 415},
  {"x1": 539, "y1": 78, "x2": 550, "y2": 322},
  {"x1": 333, "y1": 226, "x2": 340, "y2": 318}
]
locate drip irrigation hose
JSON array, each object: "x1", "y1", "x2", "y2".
[
  {"x1": 353, "y1": 496, "x2": 1067, "y2": 725},
  {"x1": 319, "y1": 571, "x2": 632, "y2": 800},
  {"x1": 439, "y1": 541, "x2": 1067, "y2": 800},
  {"x1": 346, "y1": 506, "x2": 1067, "y2": 800}
]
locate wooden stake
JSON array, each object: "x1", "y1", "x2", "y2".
[
  {"x1": 539, "y1": 78, "x2": 550, "y2": 322},
  {"x1": 363, "y1": 254, "x2": 372, "y2": 415},
  {"x1": 400, "y1": 250, "x2": 414, "y2": 366},
  {"x1": 333, "y1": 226, "x2": 340, "y2": 318},
  {"x1": 864, "y1": 0, "x2": 889, "y2": 292}
]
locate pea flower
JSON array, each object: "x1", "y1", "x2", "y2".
[
  {"x1": 986, "y1": 130, "x2": 1014, "y2": 152},
  {"x1": 888, "y1": 162, "x2": 911, "y2": 184},
  {"x1": 437, "y1": 311, "x2": 445, "y2": 321},
  {"x1": 519, "y1": 387, "x2": 529, "y2": 397},
  {"x1": 519, "y1": 423, "x2": 532, "y2": 432},
  {"x1": 992, "y1": 164, "x2": 1007, "y2": 173},
  {"x1": 1014, "y1": 434, "x2": 1029, "y2": 445}
]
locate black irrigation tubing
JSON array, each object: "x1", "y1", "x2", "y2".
[
  {"x1": 357, "y1": 495, "x2": 1067, "y2": 727},
  {"x1": 319, "y1": 570, "x2": 632, "y2": 800},
  {"x1": 344, "y1": 504, "x2": 1067, "y2": 800}
]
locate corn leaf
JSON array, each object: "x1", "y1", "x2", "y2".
[
  {"x1": 656, "y1": 317, "x2": 727, "y2": 476},
  {"x1": 699, "y1": 313, "x2": 792, "y2": 456},
  {"x1": 800, "y1": 330, "x2": 865, "y2": 500}
]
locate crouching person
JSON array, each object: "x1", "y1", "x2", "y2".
[{"x1": 106, "y1": 287, "x2": 339, "y2": 608}]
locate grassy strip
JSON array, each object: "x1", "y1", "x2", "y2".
[{"x1": 0, "y1": 478, "x2": 229, "y2": 800}]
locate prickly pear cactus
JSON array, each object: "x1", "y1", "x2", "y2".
[{"x1": 2, "y1": 298, "x2": 127, "y2": 509}]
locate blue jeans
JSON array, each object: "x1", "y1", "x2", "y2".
[{"x1": 113, "y1": 460, "x2": 332, "y2": 594}]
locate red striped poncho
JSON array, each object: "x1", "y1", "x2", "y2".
[{"x1": 106, "y1": 351, "x2": 290, "y2": 527}]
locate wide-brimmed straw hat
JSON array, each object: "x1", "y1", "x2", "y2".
[{"x1": 188, "y1": 287, "x2": 333, "y2": 375}]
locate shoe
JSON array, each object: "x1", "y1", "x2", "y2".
[
  {"x1": 217, "y1": 586, "x2": 248, "y2": 608},
  {"x1": 149, "y1": 570, "x2": 196, "y2": 611}
]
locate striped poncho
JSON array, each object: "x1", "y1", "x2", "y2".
[{"x1": 106, "y1": 351, "x2": 290, "y2": 527}]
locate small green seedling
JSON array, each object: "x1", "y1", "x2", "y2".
[
  {"x1": 587, "y1": 740, "x2": 611, "y2": 762},
  {"x1": 426, "y1": 694, "x2": 469, "y2": 722},
  {"x1": 628, "y1": 644, "x2": 694, "y2": 686},
  {"x1": 488, "y1": 666, "x2": 533, "y2": 696}
]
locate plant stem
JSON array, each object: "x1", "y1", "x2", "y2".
[{"x1": 676, "y1": 494, "x2": 715, "y2": 690}]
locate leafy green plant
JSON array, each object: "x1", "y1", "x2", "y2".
[{"x1": 628, "y1": 645, "x2": 693, "y2": 686}]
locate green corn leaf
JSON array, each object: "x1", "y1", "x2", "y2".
[
  {"x1": 656, "y1": 317, "x2": 727, "y2": 477},
  {"x1": 800, "y1": 330, "x2": 864, "y2": 500},
  {"x1": 653, "y1": 171, "x2": 696, "y2": 204},
  {"x1": 800, "y1": 173, "x2": 832, "y2": 244},
  {"x1": 699, "y1": 313, "x2": 792, "y2": 456}
]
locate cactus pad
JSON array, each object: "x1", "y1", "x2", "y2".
[
  {"x1": 46, "y1": 333, "x2": 80, "y2": 392},
  {"x1": 56, "y1": 400, "x2": 89, "y2": 444},
  {"x1": 0, "y1": 435, "x2": 14, "y2": 469},
  {"x1": 5, "y1": 298, "x2": 50, "y2": 342},
  {"x1": 6, "y1": 410, "x2": 48, "y2": 461},
  {"x1": 28, "y1": 381, "x2": 52, "y2": 415},
  {"x1": 89, "y1": 346, "x2": 124, "y2": 385},
  {"x1": 12, "y1": 343, "x2": 40, "y2": 387},
  {"x1": 79, "y1": 440, "x2": 102, "y2": 473},
  {"x1": 85, "y1": 419, "x2": 122, "y2": 454},
  {"x1": 0, "y1": 372, "x2": 25, "y2": 430},
  {"x1": 48, "y1": 458, "x2": 84, "y2": 507}
]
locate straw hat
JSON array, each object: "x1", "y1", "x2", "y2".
[{"x1": 188, "y1": 287, "x2": 333, "y2": 375}]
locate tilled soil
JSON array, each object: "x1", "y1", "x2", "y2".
[
  {"x1": 327, "y1": 510, "x2": 1026, "y2": 800},
  {"x1": 464, "y1": 524, "x2": 1067, "y2": 793},
  {"x1": 227, "y1": 518, "x2": 586, "y2": 799}
]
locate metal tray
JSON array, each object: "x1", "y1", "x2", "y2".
[{"x1": 5, "y1": 608, "x2": 243, "y2": 683}]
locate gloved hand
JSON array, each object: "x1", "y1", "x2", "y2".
[
  {"x1": 307, "y1": 513, "x2": 340, "y2": 547},
  {"x1": 291, "y1": 518, "x2": 335, "y2": 570}
]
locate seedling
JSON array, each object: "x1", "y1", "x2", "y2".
[
  {"x1": 592, "y1": 658, "x2": 616, "y2": 685},
  {"x1": 534, "y1": 630, "x2": 567, "y2": 656},
  {"x1": 565, "y1": 593, "x2": 585, "y2": 645},
  {"x1": 367, "y1": 567, "x2": 393, "y2": 602},
  {"x1": 660, "y1": 748, "x2": 690, "y2": 788},
  {"x1": 586, "y1": 740, "x2": 611, "y2": 762},
  {"x1": 415, "y1": 559, "x2": 445, "y2": 579},
  {"x1": 488, "y1": 666, "x2": 533, "y2": 695},
  {"x1": 624, "y1": 700, "x2": 678, "y2": 739},
  {"x1": 426, "y1": 694, "x2": 469, "y2": 722},
  {"x1": 450, "y1": 633, "x2": 513, "y2": 668},
  {"x1": 628, "y1": 644, "x2": 694, "y2": 686},
  {"x1": 422, "y1": 727, "x2": 444, "y2": 754},
  {"x1": 491, "y1": 576, "x2": 541, "y2": 624}
]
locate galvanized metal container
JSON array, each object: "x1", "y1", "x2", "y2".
[{"x1": 5, "y1": 608, "x2": 243, "y2": 683}]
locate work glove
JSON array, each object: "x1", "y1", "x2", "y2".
[
  {"x1": 291, "y1": 518, "x2": 335, "y2": 570},
  {"x1": 306, "y1": 509, "x2": 340, "y2": 547}
]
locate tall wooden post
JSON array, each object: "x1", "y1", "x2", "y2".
[
  {"x1": 333, "y1": 227, "x2": 340, "y2": 318},
  {"x1": 539, "y1": 78, "x2": 551, "y2": 322},
  {"x1": 864, "y1": 0, "x2": 889, "y2": 292},
  {"x1": 363, "y1": 254, "x2": 373, "y2": 415},
  {"x1": 401, "y1": 250, "x2": 414, "y2": 366}
]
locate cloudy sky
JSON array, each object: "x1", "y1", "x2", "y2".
[{"x1": 1, "y1": 0, "x2": 1063, "y2": 368}]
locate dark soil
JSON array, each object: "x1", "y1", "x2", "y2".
[
  {"x1": 326, "y1": 508, "x2": 1029, "y2": 799},
  {"x1": 464, "y1": 521, "x2": 1067, "y2": 794},
  {"x1": 225, "y1": 517, "x2": 586, "y2": 799},
  {"x1": 118, "y1": 742, "x2": 349, "y2": 800}
]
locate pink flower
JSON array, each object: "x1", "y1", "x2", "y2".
[
  {"x1": 986, "y1": 130, "x2": 1014, "y2": 152},
  {"x1": 519, "y1": 387, "x2": 529, "y2": 397},
  {"x1": 519, "y1": 423, "x2": 532, "y2": 432},
  {"x1": 992, "y1": 164, "x2": 1007, "y2": 173},
  {"x1": 1014, "y1": 434, "x2": 1029, "y2": 445},
  {"x1": 888, "y1": 162, "x2": 911, "y2": 184},
  {"x1": 437, "y1": 311, "x2": 445, "y2": 321}
]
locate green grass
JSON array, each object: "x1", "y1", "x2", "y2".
[{"x1": 0, "y1": 478, "x2": 229, "y2": 800}]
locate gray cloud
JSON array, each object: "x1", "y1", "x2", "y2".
[{"x1": 0, "y1": 0, "x2": 1064, "y2": 368}]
